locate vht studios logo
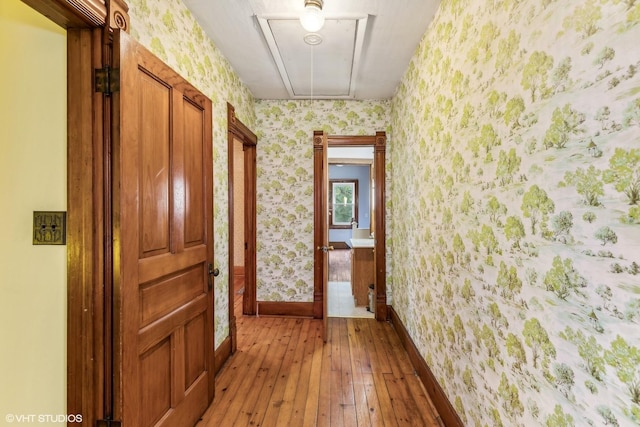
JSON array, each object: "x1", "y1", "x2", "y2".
[{"x1": 5, "y1": 413, "x2": 83, "y2": 423}]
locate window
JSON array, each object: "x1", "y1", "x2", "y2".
[{"x1": 330, "y1": 180, "x2": 358, "y2": 228}]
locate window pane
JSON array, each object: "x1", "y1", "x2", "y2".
[
  {"x1": 333, "y1": 183, "x2": 354, "y2": 204},
  {"x1": 334, "y1": 204, "x2": 353, "y2": 224},
  {"x1": 330, "y1": 179, "x2": 357, "y2": 228}
]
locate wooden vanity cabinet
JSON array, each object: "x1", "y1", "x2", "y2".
[{"x1": 350, "y1": 247, "x2": 375, "y2": 306}]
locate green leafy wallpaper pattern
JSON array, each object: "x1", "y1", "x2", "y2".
[
  {"x1": 127, "y1": 0, "x2": 255, "y2": 348},
  {"x1": 391, "y1": 0, "x2": 640, "y2": 425},
  {"x1": 254, "y1": 100, "x2": 390, "y2": 302}
]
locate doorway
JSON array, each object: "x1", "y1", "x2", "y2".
[
  {"x1": 313, "y1": 131, "x2": 387, "y2": 333},
  {"x1": 227, "y1": 103, "x2": 257, "y2": 351},
  {"x1": 38, "y1": 0, "x2": 218, "y2": 422},
  {"x1": 327, "y1": 147, "x2": 374, "y2": 319}
]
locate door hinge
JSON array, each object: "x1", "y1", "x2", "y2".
[
  {"x1": 96, "y1": 419, "x2": 121, "y2": 427},
  {"x1": 95, "y1": 66, "x2": 120, "y2": 94}
]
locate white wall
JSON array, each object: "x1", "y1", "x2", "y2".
[{"x1": 0, "y1": 0, "x2": 67, "y2": 420}]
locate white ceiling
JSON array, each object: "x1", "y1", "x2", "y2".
[{"x1": 182, "y1": 0, "x2": 441, "y2": 100}]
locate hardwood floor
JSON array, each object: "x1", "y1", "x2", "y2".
[{"x1": 197, "y1": 278, "x2": 443, "y2": 427}]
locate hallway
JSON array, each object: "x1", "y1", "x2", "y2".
[{"x1": 196, "y1": 278, "x2": 443, "y2": 426}]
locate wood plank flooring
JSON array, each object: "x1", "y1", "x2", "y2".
[{"x1": 197, "y1": 276, "x2": 443, "y2": 427}]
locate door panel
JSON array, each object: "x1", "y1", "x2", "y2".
[
  {"x1": 139, "y1": 266, "x2": 203, "y2": 327},
  {"x1": 139, "y1": 71, "x2": 171, "y2": 257},
  {"x1": 184, "y1": 313, "x2": 206, "y2": 388},
  {"x1": 184, "y1": 100, "x2": 206, "y2": 247},
  {"x1": 113, "y1": 30, "x2": 214, "y2": 427},
  {"x1": 140, "y1": 340, "x2": 172, "y2": 426}
]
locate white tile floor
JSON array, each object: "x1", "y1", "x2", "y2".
[{"x1": 327, "y1": 281, "x2": 374, "y2": 318}]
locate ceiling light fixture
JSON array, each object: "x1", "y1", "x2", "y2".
[{"x1": 300, "y1": 0, "x2": 325, "y2": 32}]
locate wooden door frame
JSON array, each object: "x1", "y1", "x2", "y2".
[
  {"x1": 67, "y1": 27, "x2": 110, "y2": 427},
  {"x1": 22, "y1": 0, "x2": 129, "y2": 424},
  {"x1": 313, "y1": 132, "x2": 329, "y2": 340},
  {"x1": 313, "y1": 131, "x2": 387, "y2": 321},
  {"x1": 64, "y1": 5, "x2": 129, "y2": 427},
  {"x1": 227, "y1": 103, "x2": 257, "y2": 349}
]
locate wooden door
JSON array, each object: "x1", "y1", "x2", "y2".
[
  {"x1": 313, "y1": 131, "x2": 329, "y2": 341},
  {"x1": 113, "y1": 30, "x2": 214, "y2": 427}
]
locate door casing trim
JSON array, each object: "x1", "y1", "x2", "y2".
[
  {"x1": 313, "y1": 131, "x2": 387, "y2": 321},
  {"x1": 227, "y1": 103, "x2": 258, "y2": 352}
]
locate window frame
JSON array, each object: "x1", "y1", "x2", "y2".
[{"x1": 329, "y1": 179, "x2": 358, "y2": 229}]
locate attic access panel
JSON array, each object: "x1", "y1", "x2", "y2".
[{"x1": 257, "y1": 16, "x2": 368, "y2": 99}]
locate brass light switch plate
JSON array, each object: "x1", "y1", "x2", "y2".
[{"x1": 33, "y1": 211, "x2": 66, "y2": 245}]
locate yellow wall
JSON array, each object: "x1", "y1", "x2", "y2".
[{"x1": 0, "y1": 0, "x2": 67, "y2": 421}]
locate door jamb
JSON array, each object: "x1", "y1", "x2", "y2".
[
  {"x1": 227, "y1": 103, "x2": 258, "y2": 350},
  {"x1": 67, "y1": 27, "x2": 108, "y2": 426},
  {"x1": 313, "y1": 131, "x2": 387, "y2": 321}
]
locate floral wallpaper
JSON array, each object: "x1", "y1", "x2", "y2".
[
  {"x1": 254, "y1": 100, "x2": 390, "y2": 302},
  {"x1": 391, "y1": 0, "x2": 640, "y2": 425},
  {"x1": 127, "y1": 0, "x2": 255, "y2": 348},
  {"x1": 117, "y1": 0, "x2": 640, "y2": 423}
]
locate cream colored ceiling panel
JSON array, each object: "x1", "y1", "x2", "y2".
[{"x1": 258, "y1": 16, "x2": 368, "y2": 99}]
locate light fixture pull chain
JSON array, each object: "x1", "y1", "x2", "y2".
[{"x1": 310, "y1": 41, "x2": 314, "y2": 104}]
